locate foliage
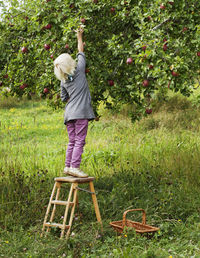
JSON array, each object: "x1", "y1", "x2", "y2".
[{"x1": 0, "y1": 0, "x2": 200, "y2": 119}]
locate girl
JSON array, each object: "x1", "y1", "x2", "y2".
[{"x1": 54, "y1": 27, "x2": 95, "y2": 178}]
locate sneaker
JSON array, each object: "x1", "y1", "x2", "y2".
[
  {"x1": 68, "y1": 167, "x2": 88, "y2": 178},
  {"x1": 63, "y1": 167, "x2": 70, "y2": 175}
]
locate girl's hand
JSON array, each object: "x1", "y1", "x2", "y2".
[{"x1": 75, "y1": 25, "x2": 84, "y2": 37}]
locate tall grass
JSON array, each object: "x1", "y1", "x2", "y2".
[{"x1": 1, "y1": 94, "x2": 200, "y2": 256}]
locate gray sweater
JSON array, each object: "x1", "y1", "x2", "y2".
[{"x1": 60, "y1": 52, "x2": 95, "y2": 124}]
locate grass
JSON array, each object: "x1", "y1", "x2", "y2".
[{"x1": 1, "y1": 93, "x2": 200, "y2": 257}]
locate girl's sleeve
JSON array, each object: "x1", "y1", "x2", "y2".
[
  {"x1": 77, "y1": 52, "x2": 86, "y2": 72},
  {"x1": 60, "y1": 82, "x2": 69, "y2": 102}
]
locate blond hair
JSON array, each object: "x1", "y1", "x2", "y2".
[{"x1": 54, "y1": 53, "x2": 76, "y2": 82}]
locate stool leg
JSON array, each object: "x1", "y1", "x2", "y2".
[
  {"x1": 41, "y1": 182, "x2": 57, "y2": 237},
  {"x1": 60, "y1": 183, "x2": 74, "y2": 238},
  {"x1": 89, "y1": 182, "x2": 103, "y2": 232},
  {"x1": 66, "y1": 183, "x2": 78, "y2": 239},
  {"x1": 47, "y1": 182, "x2": 61, "y2": 233}
]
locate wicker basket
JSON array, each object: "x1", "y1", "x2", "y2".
[{"x1": 110, "y1": 209, "x2": 159, "y2": 234}]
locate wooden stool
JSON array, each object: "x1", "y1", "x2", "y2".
[{"x1": 41, "y1": 176, "x2": 102, "y2": 239}]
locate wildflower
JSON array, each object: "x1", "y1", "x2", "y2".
[
  {"x1": 169, "y1": 256, "x2": 173, "y2": 258},
  {"x1": 5, "y1": 241, "x2": 9, "y2": 244},
  {"x1": 124, "y1": 234, "x2": 127, "y2": 237}
]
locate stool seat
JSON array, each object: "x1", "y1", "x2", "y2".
[{"x1": 54, "y1": 176, "x2": 95, "y2": 183}]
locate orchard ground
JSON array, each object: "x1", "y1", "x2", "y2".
[{"x1": 1, "y1": 92, "x2": 200, "y2": 257}]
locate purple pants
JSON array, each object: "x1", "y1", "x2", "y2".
[{"x1": 65, "y1": 119, "x2": 88, "y2": 168}]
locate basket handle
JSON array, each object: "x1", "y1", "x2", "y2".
[{"x1": 122, "y1": 209, "x2": 146, "y2": 228}]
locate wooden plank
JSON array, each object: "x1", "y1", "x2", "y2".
[
  {"x1": 54, "y1": 176, "x2": 95, "y2": 183},
  {"x1": 51, "y1": 200, "x2": 74, "y2": 206},
  {"x1": 45, "y1": 223, "x2": 69, "y2": 229}
]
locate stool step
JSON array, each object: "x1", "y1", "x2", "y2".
[
  {"x1": 51, "y1": 200, "x2": 74, "y2": 206},
  {"x1": 45, "y1": 222, "x2": 70, "y2": 229}
]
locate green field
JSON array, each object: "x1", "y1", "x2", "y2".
[{"x1": 1, "y1": 95, "x2": 200, "y2": 257}]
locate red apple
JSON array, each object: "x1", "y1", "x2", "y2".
[
  {"x1": 142, "y1": 45, "x2": 147, "y2": 51},
  {"x1": 149, "y1": 64, "x2": 154, "y2": 69},
  {"x1": 0, "y1": 81, "x2": 3, "y2": 86},
  {"x1": 108, "y1": 80, "x2": 114, "y2": 86},
  {"x1": 145, "y1": 108, "x2": 152, "y2": 114},
  {"x1": 43, "y1": 88, "x2": 49, "y2": 94},
  {"x1": 80, "y1": 18, "x2": 86, "y2": 24},
  {"x1": 172, "y1": 71, "x2": 179, "y2": 77},
  {"x1": 45, "y1": 24, "x2": 52, "y2": 29},
  {"x1": 21, "y1": 46, "x2": 28, "y2": 53},
  {"x1": 197, "y1": 52, "x2": 200, "y2": 57},
  {"x1": 160, "y1": 4, "x2": 166, "y2": 9},
  {"x1": 20, "y1": 83, "x2": 28, "y2": 90},
  {"x1": 110, "y1": 7, "x2": 115, "y2": 13},
  {"x1": 163, "y1": 44, "x2": 168, "y2": 51},
  {"x1": 182, "y1": 27, "x2": 188, "y2": 32},
  {"x1": 126, "y1": 57, "x2": 133, "y2": 64},
  {"x1": 44, "y1": 44, "x2": 50, "y2": 50},
  {"x1": 65, "y1": 44, "x2": 69, "y2": 49},
  {"x1": 3, "y1": 74, "x2": 8, "y2": 79},
  {"x1": 143, "y1": 80, "x2": 149, "y2": 87}
]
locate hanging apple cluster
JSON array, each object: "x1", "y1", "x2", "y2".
[{"x1": 0, "y1": 0, "x2": 199, "y2": 120}]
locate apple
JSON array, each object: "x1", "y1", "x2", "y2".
[
  {"x1": 142, "y1": 45, "x2": 147, "y2": 51},
  {"x1": 172, "y1": 71, "x2": 179, "y2": 77},
  {"x1": 197, "y1": 52, "x2": 200, "y2": 57},
  {"x1": 146, "y1": 108, "x2": 152, "y2": 114},
  {"x1": 20, "y1": 83, "x2": 28, "y2": 90},
  {"x1": 163, "y1": 44, "x2": 168, "y2": 51},
  {"x1": 126, "y1": 57, "x2": 133, "y2": 64},
  {"x1": 45, "y1": 24, "x2": 52, "y2": 29},
  {"x1": 50, "y1": 54, "x2": 54, "y2": 59},
  {"x1": 149, "y1": 64, "x2": 154, "y2": 69},
  {"x1": 160, "y1": 4, "x2": 166, "y2": 9},
  {"x1": 143, "y1": 79, "x2": 149, "y2": 87},
  {"x1": 0, "y1": 81, "x2": 3, "y2": 86},
  {"x1": 108, "y1": 80, "x2": 114, "y2": 86},
  {"x1": 182, "y1": 27, "x2": 188, "y2": 32},
  {"x1": 65, "y1": 44, "x2": 69, "y2": 49},
  {"x1": 43, "y1": 88, "x2": 49, "y2": 94},
  {"x1": 21, "y1": 46, "x2": 28, "y2": 53},
  {"x1": 85, "y1": 68, "x2": 90, "y2": 73},
  {"x1": 110, "y1": 7, "x2": 115, "y2": 13},
  {"x1": 44, "y1": 44, "x2": 50, "y2": 50},
  {"x1": 80, "y1": 18, "x2": 86, "y2": 24},
  {"x1": 3, "y1": 74, "x2": 8, "y2": 79}
]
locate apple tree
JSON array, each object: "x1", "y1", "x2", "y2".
[{"x1": 0, "y1": 0, "x2": 200, "y2": 120}]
